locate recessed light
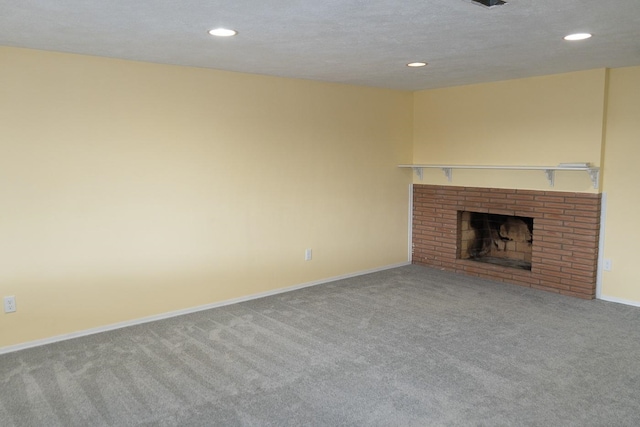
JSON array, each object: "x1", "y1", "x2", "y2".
[
  {"x1": 564, "y1": 33, "x2": 592, "y2": 41},
  {"x1": 407, "y1": 62, "x2": 428, "y2": 67},
  {"x1": 209, "y1": 28, "x2": 237, "y2": 37}
]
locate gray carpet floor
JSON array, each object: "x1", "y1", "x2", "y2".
[{"x1": 1, "y1": 265, "x2": 640, "y2": 426}]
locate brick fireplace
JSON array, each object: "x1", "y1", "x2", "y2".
[{"x1": 412, "y1": 185, "x2": 601, "y2": 299}]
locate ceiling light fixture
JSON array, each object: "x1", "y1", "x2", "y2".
[
  {"x1": 209, "y1": 28, "x2": 237, "y2": 37},
  {"x1": 407, "y1": 62, "x2": 428, "y2": 67},
  {"x1": 564, "y1": 33, "x2": 592, "y2": 41}
]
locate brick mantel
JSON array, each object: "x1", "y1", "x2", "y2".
[{"x1": 412, "y1": 185, "x2": 601, "y2": 299}]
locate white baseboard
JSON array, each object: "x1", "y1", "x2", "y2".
[
  {"x1": 0, "y1": 261, "x2": 410, "y2": 355},
  {"x1": 598, "y1": 294, "x2": 640, "y2": 308}
]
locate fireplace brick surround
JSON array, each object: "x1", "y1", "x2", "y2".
[{"x1": 412, "y1": 184, "x2": 601, "y2": 299}]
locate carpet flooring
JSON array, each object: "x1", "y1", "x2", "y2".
[{"x1": 1, "y1": 265, "x2": 639, "y2": 426}]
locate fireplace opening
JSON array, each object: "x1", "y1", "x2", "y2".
[{"x1": 458, "y1": 211, "x2": 533, "y2": 270}]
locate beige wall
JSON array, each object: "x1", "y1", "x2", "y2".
[
  {"x1": 601, "y1": 66, "x2": 640, "y2": 303},
  {"x1": 413, "y1": 69, "x2": 607, "y2": 192},
  {"x1": 2, "y1": 45, "x2": 638, "y2": 349},
  {"x1": 0, "y1": 47, "x2": 413, "y2": 348}
]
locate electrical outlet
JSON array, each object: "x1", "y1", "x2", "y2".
[
  {"x1": 603, "y1": 259, "x2": 612, "y2": 271},
  {"x1": 4, "y1": 296, "x2": 16, "y2": 313},
  {"x1": 305, "y1": 248, "x2": 312, "y2": 261}
]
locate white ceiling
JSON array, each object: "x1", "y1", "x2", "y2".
[{"x1": 2, "y1": 0, "x2": 640, "y2": 91}]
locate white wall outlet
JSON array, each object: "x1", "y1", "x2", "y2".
[
  {"x1": 603, "y1": 259, "x2": 612, "y2": 271},
  {"x1": 305, "y1": 248, "x2": 312, "y2": 261},
  {"x1": 4, "y1": 296, "x2": 16, "y2": 313}
]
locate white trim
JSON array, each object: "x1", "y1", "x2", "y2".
[
  {"x1": 598, "y1": 295, "x2": 640, "y2": 308},
  {"x1": 596, "y1": 192, "x2": 607, "y2": 299},
  {"x1": 408, "y1": 183, "x2": 414, "y2": 262},
  {"x1": 0, "y1": 262, "x2": 410, "y2": 355}
]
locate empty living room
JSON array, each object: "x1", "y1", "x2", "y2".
[{"x1": 2, "y1": 1, "x2": 640, "y2": 425}]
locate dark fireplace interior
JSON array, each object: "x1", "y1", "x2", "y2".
[{"x1": 458, "y1": 211, "x2": 533, "y2": 270}]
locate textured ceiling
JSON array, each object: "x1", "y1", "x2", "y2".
[{"x1": 1, "y1": 0, "x2": 640, "y2": 90}]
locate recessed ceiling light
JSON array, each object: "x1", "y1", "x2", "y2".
[
  {"x1": 564, "y1": 33, "x2": 592, "y2": 41},
  {"x1": 209, "y1": 28, "x2": 237, "y2": 37},
  {"x1": 407, "y1": 62, "x2": 428, "y2": 67}
]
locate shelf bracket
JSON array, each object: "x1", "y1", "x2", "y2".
[
  {"x1": 442, "y1": 167, "x2": 453, "y2": 182},
  {"x1": 587, "y1": 168, "x2": 599, "y2": 189},
  {"x1": 412, "y1": 167, "x2": 423, "y2": 180},
  {"x1": 544, "y1": 169, "x2": 555, "y2": 187}
]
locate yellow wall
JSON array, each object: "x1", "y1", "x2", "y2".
[
  {"x1": 2, "y1": 45, "x2": 638, "y2": 349},
  {"x1": 0, "y1": 47, "x2": 413, "y2": 348},
  {"x1": 413, "y1": 69, "x2": 607, "y2": 192},
  {"x1": 601, "y1": 66, "x2": 640, "y2": 303}
]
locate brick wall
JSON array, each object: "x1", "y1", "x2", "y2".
[{"x1": 412, "y1": 185, "x2": 602, "y2": 299}]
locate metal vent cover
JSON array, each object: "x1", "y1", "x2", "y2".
[{"x1": 471, "y1": 0, "x2": 507, "y2": 8}]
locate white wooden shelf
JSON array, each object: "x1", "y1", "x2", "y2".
[{"x1": 398, "y1": 164, "x2": 600, "y2": 188}]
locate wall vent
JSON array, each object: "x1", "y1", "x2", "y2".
[{"x1": 470, "y1": 0, "x2": 507, "y2": 8}]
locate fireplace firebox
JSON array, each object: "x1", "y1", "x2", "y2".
[{"x1": 459, "y1": 212, "x2": 533, "y2": 270}]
